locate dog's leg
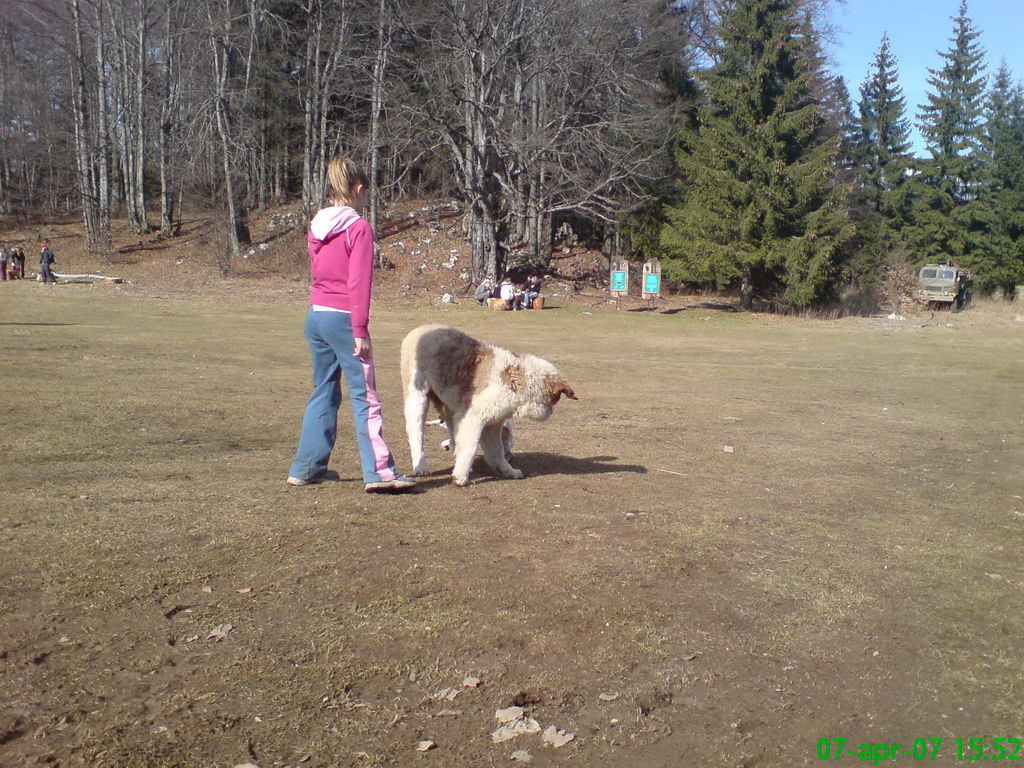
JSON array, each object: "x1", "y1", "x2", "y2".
[
  {"x1": 450, "y1": 415, "x2": 484, "y2": 487},
  {"x1": 501, "y1": 422, "x2": 515, "y2": 460},
  {"x1": 404, "y1": 383, "x2": 431, "y2": 476},
  {"x1": 481, "y1": 422, "x2": 524, "y2": 480},
  {"x1": 440, "y1": 405, "x2": 455, "y2": 452}
]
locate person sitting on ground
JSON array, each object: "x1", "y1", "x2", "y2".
[
  {"x1": 474, "y1": 277, "x2": 493, "y2": 305},
  {"x1": 39, "y1": 242, "x2": 57, "y2": 284},
  {"x1": 523, "y1": 274, "x2": 542, "y2": 308},
  {"x1": 498, "y1": 277, "x2": 518, "y2": 309}
]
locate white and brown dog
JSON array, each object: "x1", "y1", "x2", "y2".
[{"x1": 401, "y1": 324, "x2": 577, "y2": 486}]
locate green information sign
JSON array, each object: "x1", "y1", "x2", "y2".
[
  {"x1": 611, "y1": 271, "x2": 628, "y2": 292},
  {"x1": 642, "y1": 258, "x2": 662, "y2": 298}
]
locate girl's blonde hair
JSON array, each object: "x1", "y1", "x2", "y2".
[{"x1": 327, "y1": 154, "x2": 370, "y2": 205}]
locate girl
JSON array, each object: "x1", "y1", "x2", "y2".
[{"x1": 288, "y1": 154, "x2": 417, "y2": 493}]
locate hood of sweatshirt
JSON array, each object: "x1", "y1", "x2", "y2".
[{"x1": 309, "y1": 206, "x2": 361, "y2": 242}]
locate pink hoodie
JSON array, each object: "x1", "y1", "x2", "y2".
[{"x1": 308, "y1": 205, "x2": 375, "y2": 338}]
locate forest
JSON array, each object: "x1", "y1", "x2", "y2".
[{"x1": 1, "y1": 0, "x2": 1022, "y2": 307}]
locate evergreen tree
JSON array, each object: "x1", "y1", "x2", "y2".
[
  {"x1": 854, "y1": 34, "x2": 912, "y2": 214},
  {"x1": 659, "y1": 0, "x2": 851, "y2": 308},
  {"x1": 917, "y1": 0, "x2": 987, "y2": 202},
  {"x1": 799, "y1": 7, "x2": 852, "y2": 144},
  {"x1": 847, "y1": 34, "x2": 914, "y2": 290},
  {"x1": 980, "y1": 63, "x2": 1024, "y2": 295},
  {"x1": 984, "y1": 63, "x2": 1024, "y2": 192},
  {"x1": 908, "y1": 1, "x2": 1023, "y2": 295}
]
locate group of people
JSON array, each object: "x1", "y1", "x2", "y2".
[
  {"x1": 474, "y1": 274, "x2": 542, "y2": 310},
  {"x1": 0, "y1": 245, "x2": 28, "y2": 281},
  {"x1": 0, "y1": 242, "x2": 57, "y2": 283}
]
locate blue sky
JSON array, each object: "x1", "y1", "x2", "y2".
[{"x1": 826, "y1": 0, "x2": 1024, "y2": 152}]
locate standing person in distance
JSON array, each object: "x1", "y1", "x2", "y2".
[
  {"x1": 287, "y1": 154, "x2": 417, "y2": 493},
  {"x1": 39, "y1": 242, "x2": 58, "y2": 284}
]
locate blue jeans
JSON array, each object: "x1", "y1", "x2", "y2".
[{"x1": 289, "y1": 309, "x2": 399, "y2": 484}]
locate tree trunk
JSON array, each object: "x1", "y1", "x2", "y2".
[
  {"x1": 69, "y1": 0, "x2": 101, "y2": 252},
  {"x1": 368, "y1": 0, "x2": 389, "y2": 265},
  {"x1": 132, "y1": 7, "x2": 149, "y2": 233},
  {"x1": 210, "y1": 0, "x2": 241, "y2": 266},
  {"x1": 158, "y1": 0, "x2": 178, "y2": 237},
  {"x1": 300, "y1": 0, "x2": 346, "y2": 219}
]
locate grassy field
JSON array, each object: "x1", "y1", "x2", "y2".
[{"x1": 1, "y1": 281, "x2": 1022, "y2": 767}]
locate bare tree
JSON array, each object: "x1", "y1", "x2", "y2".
[
  {"x1": 205, "y1": 0, "x2": 265, "y2": 265},
  {"x1": 65, "y1": 0, "x2": 113, "y2": 254},
  {"x1": 366, "y1": 0, "x2": 390, "y2": 240},
  {"x1": 297, "y1": 0, "x2": 353, "y2": 218},
  {"x1": 3, "y1": 0, "x2": 691, "y2": 284},
  {"x1": 397, "y1": 0, "x2": 681, "y2": 279},
  {"x1": 156, "y1": 0, "x2": 186, "y2": 236},
  {"x1": 104, "y1": 0, "x2": 153, "y2": 234}
]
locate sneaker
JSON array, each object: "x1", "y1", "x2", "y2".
[
  {"x1": 286, "y1": 469, "x2": 335, "y2": 486},
  {"x1": 364, "y1": 474, "x2": 418, "y2": 493}
]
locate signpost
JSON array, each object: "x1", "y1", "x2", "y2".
[
  {"x1": 642, "y1": 259, "x2": 661, "y2": 300},
  {"x1": 610, "y1": 259, "x2": 629, "y2": 308}
]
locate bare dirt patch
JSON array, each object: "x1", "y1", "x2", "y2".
[{"x1": 2, "y1": 211, "x2": 1023, "y2": 767}]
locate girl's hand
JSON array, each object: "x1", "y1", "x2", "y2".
[{"x1": 354, "y1": 337, "x2": 372, "y2": 359}]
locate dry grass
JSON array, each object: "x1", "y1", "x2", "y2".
[{"x1": 1, "y1": 279, "x2": 1023, "y2": 767}]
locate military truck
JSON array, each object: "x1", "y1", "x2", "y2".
[{"x1": 916, "y1": 261, "x2": 972, "y2": 310}]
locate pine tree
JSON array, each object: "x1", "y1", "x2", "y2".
[
  {"x1": 854, "y1": 35, "x2": 912, "y2": 214},
  {"x1": 917, "y1": 0, "x2": 987, "y2": 202},
  {"x1": 659, "y1": 0, "x2": 851, "y2": 308},
  {"x1": 985, "y1": 63, "x2": 1024, "y2": 192},
  {"x1": 909, "y1": 1, "x2": 1023, "y2": 295},
  {"x1": 799, "y1": 7, "x2": 852, "y2": 143},
  {"x1": 847, "y1": 34, "x2": 914, "y2": 290},
  {"x1": 980, "y1": 63, "x2": 1024, "y2": 295}
]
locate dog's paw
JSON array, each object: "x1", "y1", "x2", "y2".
[
  {"x1": 452, "y1": 474, "x2": 471, "y2": 487},
  {"x1": 502, "y1": 467, "x2": 525, "y2": 480},
  {"x1": 411, "y1": 459, "x2": 431, "y2": 477}
]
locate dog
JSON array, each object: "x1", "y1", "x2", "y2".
[{"x1": 401, "y1": 324, "x2": 577, "y2": 486}]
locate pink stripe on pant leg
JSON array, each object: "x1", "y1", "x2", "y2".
[{"x1": 360, "y1": 358, "x2": 397, "y2": 481}]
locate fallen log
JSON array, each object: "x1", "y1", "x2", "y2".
[{"x1": 52, "y1": 270, "x2": 123, "y2": 282}]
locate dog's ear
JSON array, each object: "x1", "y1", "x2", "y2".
[{"x1": 549, "y1": 377, "x2": 578, "y2": 404}]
